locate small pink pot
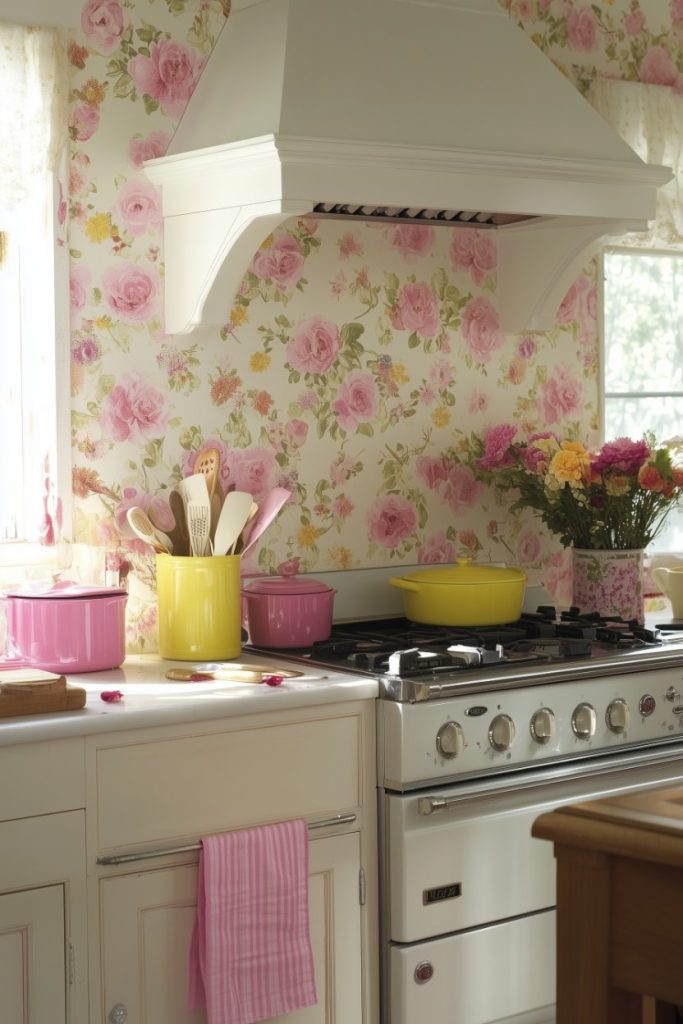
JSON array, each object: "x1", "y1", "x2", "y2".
[
  {"x1": 241, "y1": 576, "x2": 336, "y2": 648},
  {"x1": 3, "y1": 581, "x2": 128, "y2": 673}
]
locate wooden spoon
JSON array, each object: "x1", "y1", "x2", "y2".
[{"x1": 127, "y1": 507, "x2": 173, "y2": 553}]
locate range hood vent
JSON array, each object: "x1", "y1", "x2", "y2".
[{"x1": 145, "y1": 0, "x2": 671, "y2": 336}]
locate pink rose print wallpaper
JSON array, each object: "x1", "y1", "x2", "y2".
[{"x1": 61, "y1": 0, "x2": 683, "y2": 650}]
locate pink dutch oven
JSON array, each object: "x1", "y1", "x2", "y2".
[
  {"x1": 241, "y1": 576, "x2": 336, "y2": 648},
  {"x1": 3, "y1": 581, "x2": 128, "y2": 673}
]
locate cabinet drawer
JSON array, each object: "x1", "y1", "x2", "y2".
[
  {"x1": 93, "y1": 710, "x2": 364, "y2": 853},
  {"x1": 0, "y1": 738, "x2": 84, "y2": 821}
]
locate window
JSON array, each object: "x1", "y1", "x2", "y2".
[
  {"x1": 602, "y1": 248, "x2": 683, "y2": 551},
  {"x1": 0, "y1": 23, "x2": 69, "y2": 568}
]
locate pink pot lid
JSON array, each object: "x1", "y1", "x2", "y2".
[
  {"x1": 242, "y1": 575, "x2": 335, "y2": 596},
  {"x1": 5, "y1": 581, "x2": 127, "y2": 600}
]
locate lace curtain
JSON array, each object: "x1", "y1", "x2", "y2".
[
  {"x1": 589, "y1": 77, "x2": 683, "y2": 247},
  {"x1": 0, "y1": 21, "x2": 67, "y2": 217}
]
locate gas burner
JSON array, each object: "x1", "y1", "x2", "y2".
[{"x1": 386, "y1": 644, "x2": 505, "y2": 678}]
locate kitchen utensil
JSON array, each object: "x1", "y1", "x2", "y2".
[
  {"x1": 193, "y1": 447, "x2": 221, "y2": 498},
  {"x1": 126, "y1": 507, "x2": 173, "y2": 554},
  {"x1": 241, "y1": 576, "x2": 336, "y2": 647},
  {"x1": 652, "y1": 566, "x2": 683, "y2": 618},
  {"x1": 238, "y1": 487, "x2": 292, "y2": 557},
  {"x1": 165, "y1": 664, "x2": 303, "y2": 683},
  {"x1": 186, "y1": 501, "x2": 212, "y2": 556},
  {"x1": 213, "y1": 490, "x2": 254, "y2": 557},
  {"x1": 388, "y1": 559, "x2": 527, "y2": 626},
  {"x1": 0, "y1": 669, "x2": 86, "y2": 717},
  {"x1": 167, "y1": 488, "x2": 190, "y2": 557},
  {"x1": 209, "y1": 481, "x2": 224, "y2": 542},
  {"x1": 156, "y1": 553, "x2": 241, "y2": 660},
  {"x1": 178, "y1": 472, "x2": 210, "y2": 507},
  {"x1": 3, "y1": 581, "x2": 128, "y2": 673}
]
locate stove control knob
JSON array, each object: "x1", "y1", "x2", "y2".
[
  {"x1": 436, "y1": 721, "x2": 464, "y2": 759},
  {"x1": 489, "y1": 714, "x2": 515, "y2": 752},
  {"x1": 606, "y1": 698, "x2": 630, "y2": 733},
  {"x1": 572, "y1": 702, "x2": 596, "y2": 739},
  {"x1": 530, "y1": 708, "x2": 555, "y2": 744}
]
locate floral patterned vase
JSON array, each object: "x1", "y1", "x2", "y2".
[{"x1": 571, "y1": 549, "x2": 645, "y2": 624}]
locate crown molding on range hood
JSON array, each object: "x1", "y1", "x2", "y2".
[{"x1": 144, "y1": 0, "x2": 672, "y2": 336}]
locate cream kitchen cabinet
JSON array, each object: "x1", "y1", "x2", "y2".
[
  {"x1": 0, "y1": 739, "x2": 88, "y2": 1024},
  {"x1": 86, "y1": 699, "x2": 378, "y2": 1024}
]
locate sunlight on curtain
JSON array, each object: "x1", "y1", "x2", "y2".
[
  {"x1": 0, "y1": 21, "x2": 66, "y2": 214},
  {"x1": 589, "y1": 77, "x2": 683, "y2": 246}
]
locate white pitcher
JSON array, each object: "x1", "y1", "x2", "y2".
[{"x1": 652, "y1": 567, "x2": 683, "y2": 619}]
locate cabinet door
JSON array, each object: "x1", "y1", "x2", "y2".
[
  {"x1": 99, "y1": 831, "x2": 363, "y2": 1024},
  {"x1": 0, "y1": 885, "x2": 67, "y2": 1024}
]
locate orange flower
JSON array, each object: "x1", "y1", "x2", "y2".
[
  {"x1": 638, "y1": 464, "x2": 664, "y2": 492},
  {"x1": 252, "y1": 390, "x2": 274, "y2": 415}
]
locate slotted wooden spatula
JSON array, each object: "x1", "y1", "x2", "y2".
[{"x1": 193, "y1": 447, "x2": 221, "y2": 498}]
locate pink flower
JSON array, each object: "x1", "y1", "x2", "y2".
[
  {"x1": 387, "y1": 224, "x2": 436, "y2": 261},
  {"x1": 71, "y1": 104, "x2": 100, "y2": 141},
  {"x1": 128, "y1": 39, "x2": 203, "y2": 119},
  {"x1": 287, "y1": 316, "x2": 341, "y2": 374},
  {"x1": 102, "y1": 262, "x2": 160, "y2": 322},
  {"x1": 368, "y1": 494, "x2": 417, "y2": 549},
  {"x1": 418, "y1": 532, "x2": 457, "y2": 564},
  {"x1": 624, "y1": 8, "x2": 646, "y2": 35},
  {"x1": 516, "y1": 529, "x2": 541, "y2": 564},
  {"x1": 461, "y1": 296, "x2": 505, "y2": 363},
  {"x1": 468, "y1": 389, "x2": 489, "y2": 415},
  {"x1": 285, "y1": 418, "x2": 309, "y2": 447},
  {"x1": 429, "y1": 357, "x2": 455, "y2": 388},
  {"x1": 100, "y1": 374, "x2": 168, "y2": 443},
  {"x1": 115, "y1": 179, "x2": 162, "y2": 236},
  {"x1": 521, "y1": 432, "x2": 557, "y2": 472},
  {"x1": 416, "y1": 455, "x2": 448, "y2": 490},
  {"x1": 442, "y1": 463, "x2": 481, "y2": 513},
  {"x1": 592, "y1": 438, "x2": 650, "y2": 475},
  {"x1": 70, "y1": 265, "x2": 91, "y2": 316},
  {"x1": 338, "y1": 232, "x2": 363, "y2": 258},
  {"x1": 251, "y1": 235, "x2": 305, "y2": 290},
  {"x1": 81, "y1": 0, "x2": 126, "y2": 55},
  {"x1": 332, "y1": 496, "x2": 355, "y2": 520},
  {"x1": 392, "y1": 281, "x2": 441, "y2": 338},
  {"x1": 566, "y1": 5, "x2": 599, "y2": 51},
  {"x1": 517, "y1": 336, "x2": 537, "y2": 359},
  {"x1": 557, "y1": 275, "x2": 597, "y2": 327},
  {"x1": 449, "y1": 229, "x2": 497, "y2": 286},
  {"x1": 72, "y1": 334, "x2": 101, "y2": 365},
  {"x1": 538, "y1": 365, "x2": 584, "y2": 424},
  {"x1": 128, "y1": 131, "x2": 170, "y2": 167},
  {"x1": 332, "y1": 371, "x2": 380, "y2": 432},
  {"x1": 478, "y1": 424, "x2": 517, "y2": 470},
  {"x1": 640, "y1": 45, "x2": 680, "y2": 87},
  {"x1": 225, "y1": 446, "x2": 277, "y2": 502}
]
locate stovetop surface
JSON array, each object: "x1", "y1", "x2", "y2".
[{"x1": 244, "y1": 607, "x2": 683, "y2": 701}]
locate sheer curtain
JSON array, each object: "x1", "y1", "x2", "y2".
[
  {"x1": 0, "y1": 21, "x2": 67, "y2": 217},
  {"x1": 589, "y1": 77, "x2": 683, "y2": 247}
]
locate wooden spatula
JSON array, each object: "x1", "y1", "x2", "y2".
[{"x1": 194, "y1": 447, "x2": 221, "y2": 498}]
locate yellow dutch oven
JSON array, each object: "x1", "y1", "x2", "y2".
[{"x1": 389, "y1": 559, "x2": 527, "y2": 627}]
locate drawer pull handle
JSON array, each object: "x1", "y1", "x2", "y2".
[{"x1": 97, "y1": 813, "x2": 357, "y2": 865}]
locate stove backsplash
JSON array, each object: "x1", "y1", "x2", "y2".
[{"x1": 64, "y1": 0, "x2": 608, "y2": 653}]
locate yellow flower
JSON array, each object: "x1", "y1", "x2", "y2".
[
  {"x1": 297, "y1": 523, "x2": 323, "y2": 548},
  {"x1": 79, "y1": 78, "x2": 106, "y2": 106},
  {"x1": 605, "y1": 474, "x2": 631, "y2": 497},
  {"x1": 548, "y1": 444, "x2": 590, "y2": 487},
  {"x1": 95, "y1": 315, "x2": 113, "y2": 329},
  {"x1": 231, "y1": 305, "x2": 249, "y2": 327},
  {"x1": 431, "y1": 407, "x2": 451, "y2": 428},
  {"x1": 249, "y1": 351, "x2": 270, "y2": 372},
  {"x1": 85, "y1": 212, "x2": 113, "y2": 243},
  {"x1": 391, "y1": 363, "x2": 410, "y2": 385},
  {"x1": 329, "y1": 546, "x2": 353, "y2": 569}
]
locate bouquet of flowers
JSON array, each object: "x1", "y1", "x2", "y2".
[{"x1": 469, "y1": 428, "x2": 683, "y2": 550}]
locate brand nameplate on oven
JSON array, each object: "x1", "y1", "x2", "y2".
[
  {"x1": 423, "y1": 883, "x2": 462, "y2": 905},
  {"x1": 465, "y1": 706, "x2": 487, "y2": 717}
]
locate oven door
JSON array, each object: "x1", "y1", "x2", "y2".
[{"x1": 382, "y1": 744, "x2": 683, "y2": 1024}]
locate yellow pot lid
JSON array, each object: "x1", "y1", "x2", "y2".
[{"x1": 396, "y1": 560, "x2": 526, "y2": 586}]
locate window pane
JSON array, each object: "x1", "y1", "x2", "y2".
[
  {"x1": 0, "y1": 236, "x2": 21, "y2": 540},
  {"x1": 604, "y1": 251, "x2": 683, "y2": 393},
  {"x1": 604, "y1": 395, "x2": 683, "y2": 445}
]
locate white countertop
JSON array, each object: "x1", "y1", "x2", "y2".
[{"x1": 0, "y1": 653, "x2": 378, "y2": 746}]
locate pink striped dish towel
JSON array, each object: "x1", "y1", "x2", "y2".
[{"x1": 187, "y1": 818, "x2": 317, "y2": 1024}]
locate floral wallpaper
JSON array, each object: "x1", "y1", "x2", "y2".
[{"x1": 63, "y1": 0, "x2": 683, "y2": 651}]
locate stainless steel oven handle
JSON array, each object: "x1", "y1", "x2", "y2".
[{"x1": 97, "y1": 813, "x2": 357, "y2": 865}]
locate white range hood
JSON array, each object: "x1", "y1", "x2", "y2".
[{"x1": 144, "y1": 0, "x2": 671, "y2": 336}]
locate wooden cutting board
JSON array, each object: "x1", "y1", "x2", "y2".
[{"x1": 0, "y1": 669, "x2": 87, "y2": 718}]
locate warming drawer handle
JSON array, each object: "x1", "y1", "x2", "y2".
[
  {"x1": 96, "y1": 813, "x2": 357, "y2": 865},
  {"x1": 418, "y1": 797, "x2": 449, "y2": 815}
]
